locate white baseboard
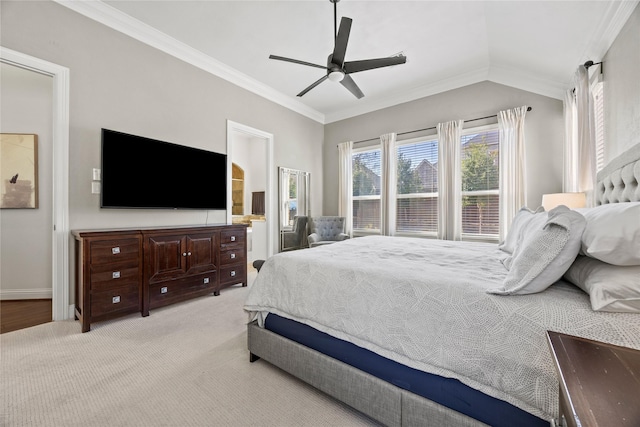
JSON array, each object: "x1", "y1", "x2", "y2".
[{"x1": 0, "y1": 288, "x2": 53, "y2": 300}]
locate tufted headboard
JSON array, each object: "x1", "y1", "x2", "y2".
[{"x1": 595, "y1": 143, "x2": 640, "y2": 205}]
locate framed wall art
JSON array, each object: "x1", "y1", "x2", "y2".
[{"x1": 0, "y1": 133, "x2": 38, "y2": 209}]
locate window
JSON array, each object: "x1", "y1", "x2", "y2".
[
  {"x1": 395, "y1": 137, "x2": 438, "y2": 234},
  {"x1": 352, "y1": 149, "x2": 381, "y2": 232},
  {"x1": 460, "y1": 127, "x2": 499, "y2": 238},
  {"x1": 592, "y1": 79, "x2": 605, "y2": 172}
]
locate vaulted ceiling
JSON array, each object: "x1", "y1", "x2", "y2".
[{"x1": 58, "y1": 1, "x2": 638, "y2": 123}]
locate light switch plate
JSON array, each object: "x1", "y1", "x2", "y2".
[
  {"x1": 91, "y1": 182, "x2": 100, "y2": 194},
  {"x1": 92, "y1": 168, "x2": 101, "y2": 181}
]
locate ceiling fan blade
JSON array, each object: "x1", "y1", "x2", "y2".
[
  {"x1": 297, "y1": 75, "x2": 330, "y2": 97},
  {"x1": 269, "y1": 55, "x2": 328, "y2": 70},
  {"x1": 331, "y1": 17, "x2": 352, "y2": 67},
  {"x1": 344, "y1": 55, "x2": 407, "y2": 74},
  {"x1": 340, "y1": 74, "x2": 364, "y2": 99}
]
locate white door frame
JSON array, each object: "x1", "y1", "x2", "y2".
[
  {"x1": 226, "y1": 120, "x2": 274, "y2": 258},
  {"x1": 0, "y1": 47, "x2": 70, "y2": 321}
]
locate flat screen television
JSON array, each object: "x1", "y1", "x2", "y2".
[{"x1": 101, "y1": 129, "x2": 227, "y2": 210}]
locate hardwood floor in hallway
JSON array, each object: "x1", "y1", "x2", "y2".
[{"x1": 1, "y1": 299, "x2": 52, "y2": 334}]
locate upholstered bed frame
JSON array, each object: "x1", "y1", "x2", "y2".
[
  {"x1": 247, "y1": 143, "x2": 640, "y2": 427},
  {"x1": 595, "y1": 143, "x2": 640, "y2": 205}
]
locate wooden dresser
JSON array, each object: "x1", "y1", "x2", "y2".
[
  {"x1": 74, "y1": 224, "x2": 247, "y2": 332},
  {"x1": 547, "y1": 331, "x2": 640, "y2": 427}
]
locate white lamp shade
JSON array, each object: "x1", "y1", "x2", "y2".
[{"x1": 541, "y1": 192, "x2": 586, "y2": 210}]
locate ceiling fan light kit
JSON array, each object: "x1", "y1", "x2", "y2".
[{"x1": 269, "y1": 0, "x2": 407, "y2": 99}]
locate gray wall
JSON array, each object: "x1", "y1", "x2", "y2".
[
  {"x1": 323, "y1": 81, "x2": 565, "y2": 215},
  {"x1": 0, "y1": 0, "x2": 324, "y2": 302},
  {"x1": 603, "y1": 3, "x2": 640, "y2": 162},
  {"x1": 0, "y1": 63, "x2": 53, "y2": 299}
]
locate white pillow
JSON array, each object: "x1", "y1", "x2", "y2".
[
  {"x1": 498, "y1": 206, "x2": 545, "y2": 255},
  {"x1": 564, "y1": 255, "x2": 640, "y2": 312},
  {"x1": 575, "y1": 202, "x2": 640, "y2": 266},
  {"x1": 489, "y1": 206, "x2": 586, "y2": 295}
]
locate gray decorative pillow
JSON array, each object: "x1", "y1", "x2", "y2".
[
  {"x1": 564, "y1": 255, "x2": 640, "y2": 312},
  {"x1": 489, "y1": 206, "x2": 586, "y2": 295}
]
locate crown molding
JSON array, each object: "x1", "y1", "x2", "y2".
[
  {"x1": 488, "y1": 64, "x2": 565, "y2": 100},
  {"x1": 578, "y1": 0, "x2": 638, "y2": 72},
  {"x1": 53, "y1": 0, "x2": 325, "y2": 124}
]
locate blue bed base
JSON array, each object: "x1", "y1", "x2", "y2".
[{"x1": 265, "y1": 313, "x2": 547, "y2": 427}]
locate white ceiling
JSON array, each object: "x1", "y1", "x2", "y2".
[{"x1": 60, "y1": 1, "x2": 638, "y2": 123}]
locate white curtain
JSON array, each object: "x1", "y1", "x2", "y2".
[
  {"x1": 564, "y1": 65, "x2": 596, "y2": 202},
  {"x1": 437, "y1": 120, "x2": 462, "y2": 240},
  {"x1": 338, "y1": 141, "x2": 353, "y2": 237},
  {"x1": 563, "y1": 89, "x2": 578, "y2": 192},
  {"x1": 380, "y1": 133, "x2": 397, "y2": 236},
  {"x1": 498, "y1": 106, "x2": 528, "y2": 241}
]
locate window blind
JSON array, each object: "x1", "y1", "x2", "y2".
[
  {"x1": 460, "y1": 129, "x2": 499, "y2": 237},
  {"x1": 352, "y1": 150, "x2": 381, "y2": 231},
  {"x1": 395, "y1": 138, "x2": 438, "y2": 233},
  {"x1": 593, "y1": 80, "x2": 605, "y2": 172}
]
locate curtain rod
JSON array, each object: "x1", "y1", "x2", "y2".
[{"x1": 343, "y1": 106, "x2": 533, "y2": 146}]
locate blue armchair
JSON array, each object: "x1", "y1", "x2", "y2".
[{"x1": 308, "y1": 216, "x2": 350, "y2": 248}]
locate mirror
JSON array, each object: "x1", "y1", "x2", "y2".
[{"x1": 278, "y1": 167, "x2": 310, "y2": 252}]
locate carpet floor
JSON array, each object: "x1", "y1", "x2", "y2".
[{"x1": 0, "y1": 280, "x2": 378, "y2": 427}]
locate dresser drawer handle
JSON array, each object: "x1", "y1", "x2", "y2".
[
  {"x1": 112, "y1": 271, "x2": 121, "y2": 279},
  {"x1": 112, "y1": 246, "x2": 121, "y2": 255},
  {"x1": 230, "y1": 270, "x2": 236, "y2": 277},
  {"x1": 112, "y1": 296, "x2": 121, "y2": 304},
  {"x1": 160, "y1": 287, "x2": 168, "y2": 294},
  {"x1": 230, "y1": 236, "x2": 236, "y2": 242},
  {"x1": 230, "y1": 253, "x2": 236, "y2": 259}
]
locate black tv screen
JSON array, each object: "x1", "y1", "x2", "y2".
[{"x1": 101, "y1": 129, "x2": 227, "y2": 210}]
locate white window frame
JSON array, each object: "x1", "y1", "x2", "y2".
[
  {"x1": 460, "y1": 123, "x2": 500, "y2": 242},
  {"x1": 394, "y1": 135, "x2": 439, "y2": 238},
  {"x1": 352, "y1": 145, "x2": 382, "y2": 235}
]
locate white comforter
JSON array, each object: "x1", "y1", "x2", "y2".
[{"x1": 244, "y1": 236, "x2": 640, "y2": 421}]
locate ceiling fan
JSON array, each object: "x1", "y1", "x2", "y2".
[{"x1": 269, "y1": 0, "x2": 407, "y2": 99}]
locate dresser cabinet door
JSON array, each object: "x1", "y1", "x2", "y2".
[
  {"x1": 146, "y1": 235, "x2": 188, "y2": 283},
  {"x1": 185, "y1": 233, "x2": 218, "y2": 275}
]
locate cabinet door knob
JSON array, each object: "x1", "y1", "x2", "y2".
[
  {"x1": 183, "y1": 252, "x2": 187, "y2": 257},
  {"x1": 112, "y1": 247, "x2": 121, "y2": 254},
  {"x1": 187, "y1": 252, "x2": 192, "y2": 256}
]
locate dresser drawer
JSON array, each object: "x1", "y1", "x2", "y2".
[
  {"x1": 149, "y1": 272, "x2": 216, "y2": 309},
  {"x1": 220, "y1": 247, "x2": 246, "y2": 265},
  {"x1": 220, "y1": 229, "x2": 245, "y2": 246},
  {"x1": 219, "y1": 264, "x2": 246, "y2": 286},
  {"x1": 90, "y1": 265, "x2": 141, "y2": 292},
  {"x1": 90, "y1": 238, "x2": 140, "y2": 265},
  {"x1": 91, "y1": 284, "x2": 139, "y2": 318}
]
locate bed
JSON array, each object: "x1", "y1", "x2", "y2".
[{"x1": 244, "y1": 143, "x2": 640, "y2": 427}]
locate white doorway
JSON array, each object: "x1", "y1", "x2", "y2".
[
  {"x1": 0, "y1": 47, "x2": 70, "y2": 321},
  {"x1": 226, "y1": 121, "x2": 274, "y2": 259}
]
